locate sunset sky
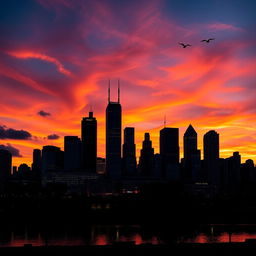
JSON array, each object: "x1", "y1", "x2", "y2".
[{"x1": 0, "y1": 0, "x2": 256, "y2": 167}]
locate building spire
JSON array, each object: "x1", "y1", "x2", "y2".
[
  {"x1": 108, "y1": 79, "x2": 111, "y2": 103},
  {"x1": 89, "y1": 104, "x2": 93, "y2": 112},
  {"x1": 164, "y1": 115, "x2": 166, "y2": 128},
  {"x1": 118, "y1": 79, "x2": 120, "y2": 103}
]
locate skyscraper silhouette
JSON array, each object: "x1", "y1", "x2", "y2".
[
  {"x1": 183, "y1": 124, "x2": 201, "y2": 183},
  {"x1": 203, "y1": 130, "x2": 220, "y2": 185},
  {"x1": 106, "y1": 82, "x2": 122, "y2": 179},
  {"x1": 81, "y1": 112, "x2": 97, "y2": 173},
  {"x1": 0, "y1": 149, "x2": 12, "y2": 193},
  {"x1": 64, "y1": 136, "x2": 82, "y2": 171},
  {"x1": 32, "y1": 149, "x2": 42, "y2": 178},
  {"x1": 153, "y1": 153, "x2": 162, "y2": 178},
  {"x1": 241, "y1": 159, "x2": 255, "y2": 185},
  {"x1": 139, "y1": 133, "x2": 154, "y2": 177},
  {"x1": 222, "y1": 152, "x2": 241, "y2": 191},
  {"x1": 42, "y1": 146, "x2": 63, "y2": 173},
  {"x1": 160, "y1": 127, "x2": 180, "y2": 180},
  {"x1": 122, "y1": 127, "x2": 137, "y2": 176},
  {"x1": 18, "y1": 163, "x2": 31, "y2": 178}
]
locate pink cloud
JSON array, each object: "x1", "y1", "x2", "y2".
[{"x1": 207, "y1": 22, "x2": 243, "y2": 32}]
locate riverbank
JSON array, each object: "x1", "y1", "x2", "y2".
[{"x1": 1, "y1": 242, "x2": 256, "y2": 256}]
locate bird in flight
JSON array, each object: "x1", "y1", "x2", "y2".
[
  {"x1": 201, "y1": 38, "x2": 215, "y2": 43},
  {"x1": 179, "y1": 42, "x2": 192, "y2": 48}
]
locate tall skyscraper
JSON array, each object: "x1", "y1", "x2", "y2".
[
  {"x1": 106, "y1": 82, "x2": 122, "y2": 179},
  {"x1": 160, "y1": 127, "x2": 180, "y2": 180},
  {"x1": 32, "y1": 149, "x2": 42, "y2": 178},
  {"x1": 41, "y1": 145, "x2": 63, "y2": 186},
  {"x1": 221, "y1": 152, "x2": 241, "y2": 191},
  {"x1": 241, "y1": 159, "x2": 255, "y2": 185},
  {"x1": 153, "y1": 153, "x2": 162, "y2": 179},
  {"x1": 42, "y1": 146, "x2": 62, "y2": 173},
  {"x1": 81, "y1": 112, "x2": 97, "y2": 173},
  {"x1": 0, "y1": 149, "x2": 12, "y2": 193},
  {"x1": 203, "y1": 130, "x2": 220, "y2": 185},
  {"x1": 139, "y1": 133, "x2": 154, "y2": 177},
  {"x1": 122, "y1": 127, "x2": 136, "y2": 176},
  {"x1": 183, "y1": 124, "x2": 201, "y2": 183},
  {"x1": 229, "y1": 152, "x2": 241, "y2": 186},
  {"x1": 64, "y1": 136, "x2": 82, "y2": 171}
]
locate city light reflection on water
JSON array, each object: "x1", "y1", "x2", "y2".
[{"x1": 1, "y1": 225, "x2": 256, "y2": 247}]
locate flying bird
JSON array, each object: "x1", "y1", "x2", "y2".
[
  {"x1": 201, "y1": 38, "x2": 215, "y2": 43},
  {"x1": 179, "y1": 42, "x2": 192, "y2": 48}
]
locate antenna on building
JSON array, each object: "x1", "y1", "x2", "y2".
[
  {"x1": 108, "y1": 79, "x2": 111, "y2": 103},
  {"x1": 164, "y1": 115, "x2": 166, "y2": 128},
  {"x1": 118, "y1": 79, "x2": 120, "y2": 103}
]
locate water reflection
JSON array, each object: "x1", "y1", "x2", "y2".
[
  {"x1": 94, "y1": 234, "x2": 107, "y2": 246},
  {"x1": 182, "y1": 225, "x2": 256, "y2": 243},
  {"x1": 1, "y1": 224, "x2": 256, "y2": 247},
  {"x1": 0, "y1": 225, "x2": 161, "y2": 247},
  {"x1": 183, "y1": 232, "x2": 256, "y2": 243}
]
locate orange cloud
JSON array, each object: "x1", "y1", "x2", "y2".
[{"x1": 7, "y1": 50, "x2": 72, "y2": 76}]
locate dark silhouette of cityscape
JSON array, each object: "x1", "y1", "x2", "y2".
[{"x1": 0, "y1": 83, "x2": 255, "y2": 197}]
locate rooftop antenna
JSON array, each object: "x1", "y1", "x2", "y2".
[
  {"x1": 164, "y1": 115, "x2": 166, "y2": 128},
  {"x1": 118, "y1": 79, "x2": 120, "y2": 103},
  {"x1": 108, "y1": 79, "x2": 111, "y2": 103},
  {"x1": 89, "y1": 105, "x2": 93, "y2": 118}
]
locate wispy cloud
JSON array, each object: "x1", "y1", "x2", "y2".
[{"x1": 7, "y1": 50, "x2": 72, "y2": 76}]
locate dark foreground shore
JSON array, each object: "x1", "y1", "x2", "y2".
[{"x1": 1, "y1": 242, "x2": 256, "y2": 256}]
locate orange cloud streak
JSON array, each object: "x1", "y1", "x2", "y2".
[{"x1": 7, "y1": 50, "x2": 72, "y2": 76}]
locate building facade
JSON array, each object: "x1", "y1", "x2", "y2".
[
  {"x1": 81, "y1": 112, "x2": 97, "y2": 173},
  {"x1": 106, "y1": 84, "x2": 122, "y2": 179}
]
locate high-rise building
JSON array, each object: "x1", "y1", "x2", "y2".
[
  {"x1": 81, "y1": 112, "x2": 97, "y2": 172},
  {"x1": 12, "y1": 166, "x2": 17, "y2": 176},
  {"x1": 139, "y1": 133, "x2": 154, "y2": 177},
  {"x1": 32, "y1": 149, "x2": 42, "y2": 177},
  {"x1": 18, "y1": 163, "x2": 31, "y2": 178},
  {"x1": 221, "y1": 152, "x2": 241, "y2": 191},
  {"x1": 203, "y1": 130, "x2": 220, "y2": 185},
  {"x1": 241, "y1": 159, "x2": 255, "y2": 185},
  {"x1": 153, "y1": 153, "x2": 162, "y2": 179},
  {"x1": 184, "y1": 125, "x2": 197, "y2": 158},
  {"x1": 160, "y1": 127, "x2": 179, "y2": 180},
  {"x1": 106, "y1": 82, "x2": 122, "y2": 179},
  {"x1": 0, "y1": 149, "x2": 12, "y2": 193},
  {"x1": 64, "y1": 136, "x2": 82, "y2": 171},
  {"x1": 229, "y1": 152, "x2": 241, "y2": 186},
  {"x1": 183, "y1": 124, "x2": 201, "y2": 183},
  {"x1": 42, "y1": 146, "x2": 63, "y2": 174},
  {"x1": 122, "y1": 127, "x2": 136, "y2": 176}
]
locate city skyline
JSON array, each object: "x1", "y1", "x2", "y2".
[
  {"x1": 1, "y1": 83, "x2": 255, "y2": 167},
  {"x1": 0, "y1": 0, "x2": 256, "y2": 167},
  {"x1": 1, "y1": 101, "x2": 252, "y2": 171},
  {"x1": 1, "y1": 1, "x2": 256, "y2": 253}
]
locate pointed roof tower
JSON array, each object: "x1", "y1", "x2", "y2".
[{"x1": 184, "y1": 124, "x2": 197, "y2": 137}]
